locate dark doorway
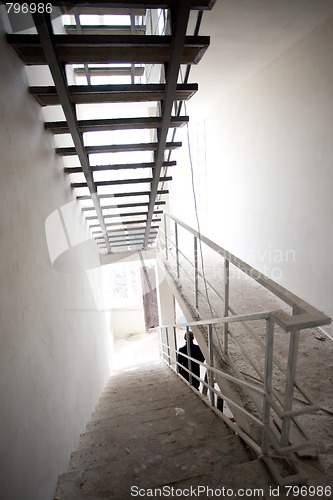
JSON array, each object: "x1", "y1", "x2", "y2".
[{"x1": 141, "y1": 266, "x2": 159, "y2": 330}]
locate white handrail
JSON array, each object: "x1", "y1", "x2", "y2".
[
  {"x1": 157, "y1": 213, "x2": 330, "y2": 484},
  {"x1": 162, "y1": 212, "x2": 331, "y2": 332}
]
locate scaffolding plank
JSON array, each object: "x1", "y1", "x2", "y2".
[
  {"x1": 30, "y1": 83, "x2": 197, "y2": 106},
  {"x1": 7, "y1": 34, "x2": 209, "y2": 65},
  {"x1": 45, "y1": 116, "x2": 189, "y2": 134}
]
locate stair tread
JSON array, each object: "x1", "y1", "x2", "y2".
[
  {"x1": 45, "y1": 116, "x2": 189, "y2": 134},
  {"x1": 90, "y1": 393, "x2": 200, "y2": 420},
  {"x1": 79, "y1": 408, "x2": 226, "y2": 447},
  {"x1": 55, "y1": 363, "x2": 269, "y2": 499},
  {"x1": 56, "y1": 141, "x2": 181, "y2": 156},
  {"x1": 58, "y1": 446, "x2": 251, "y2": 499},
  {"x1": 29, "y1": 83, "x2": 198, "y2": 106},
  {"x1": 57, "y1": 0, "x2": 216, "y2": 12},
  {"x1": 70, "y1": 433, "x2": 247, "y2": 472},
  {"x1": 7, "y1": 34, "x2": 209, "y2": 65},
  {"x1": 88, "y1": 400, "x2": 210, "y2": 428}
]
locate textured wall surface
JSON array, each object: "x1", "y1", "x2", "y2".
[
  {"x1": 0, "y1": 21, "x2": 112, "y2": 500},
  {"x1": 172, "y1": 13, "x2": 333, "y2": 320}
]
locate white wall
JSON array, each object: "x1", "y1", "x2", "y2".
[
  {"x1": 171, "y1": 14, "x2": 333, "y2": 320},
  {"x1": 111, "y1": 309, "x2": 146, "y2": 340},
  {"x1": 0, "y1": 22, "x2": 112, "y2": 500}
]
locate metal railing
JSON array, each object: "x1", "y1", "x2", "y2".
[{"x1": 157, "y1": 212, "x2": 331, "y2": 485}]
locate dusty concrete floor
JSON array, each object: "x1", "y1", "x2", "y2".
[
  {"x1": 55, "y1": 363, "x2": 276, "y2": 499},
  {"x1": 54, "y1": 245, "x2": 333, "y2": 499}
]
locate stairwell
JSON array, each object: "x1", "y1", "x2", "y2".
[{"x1": 54, "y1": 361, "x2": 273, "y2": 499}]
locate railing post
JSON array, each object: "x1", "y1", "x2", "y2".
[
  {"x1": 224, "y1": 259, "x2": 229, "y2": 355},
  {"x1": 162, "y1": 326, "x2": 166, "y2": 362},
  {"x1": 173, "y1": 326, "x2": 178, "y2": 371},
  {"x1": 164, "y1": 213, "x2": 168, "y2": 260},
  {"x1": 175, "y1": 220, "x2": 179, "y2": 278},
  {"x1": 194, "y1": 236, "x2": 199, "y2": 309},
  {"x1": 165, "y1": 326, "x2": 171, "y2": 366},
  {"x1": 208, "y1": 324, "x2": 215, "y2": 406},
  {"x1": 262, "y1": 314, "x2": 274, "y2": 455},
  {"x1": 158, "y1": 326, "x2": 163, "y2": 359},
  {"x1": 280, "y1": 306, "x2": 301, "y2": 447},
  {"x1": 185, "y1": 326, "x2": 193, "y2": 386}
]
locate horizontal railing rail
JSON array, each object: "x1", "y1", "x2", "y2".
[
  {"x1": 157, "y1": 213, "x2": 331, "y2": 485},
  {"x1": 160, "y1": 212, "x2": 330, "y2": 332},
  {"x1": 157, "y1": 316, "x2": 319, "y2": 484}
]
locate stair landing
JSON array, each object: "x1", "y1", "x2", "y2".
[{"x1": 55, "y1": 362, "x2": 273, "y2": 499}]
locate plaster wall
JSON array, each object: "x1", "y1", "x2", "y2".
[
  {"x1": 111, "y1": 308, "x2": 146, "y2": 340},
  {"x1": 0, "y1": 23, "x2": 112, "y2": 500},
  {"x1": 172, "y1": 14, "x2": 333, "y2": 320}
]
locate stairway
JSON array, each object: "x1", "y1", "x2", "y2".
[
  {"x1": 54, "y1": 362, "x2": 273, "y2": 499},
  {"x1": 5, "y1": 1, "x2": 214, "y2": 254}
]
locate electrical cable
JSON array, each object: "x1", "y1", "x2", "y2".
[
  {"x1": 158, "y1": 9, "x2": 204, "y2": 205},
  {"x1": 182, "y1": 98, "x2": 225, "y2": 356}
]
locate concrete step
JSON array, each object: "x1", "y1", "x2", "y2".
[
  {"x1": 87, "y1": 399, "x2": 212, "y2": 431},
  {"x1": 90, "y1": 392, "x2": 196, "y2": 421},
  {"x1": 69, "y1": 432, "x2": 247, "y2": 472},
  {"x1": 99, "y1": 380, "x2": 191, "y2": 402},
  {"x1": 79, "y1": 406, "x2": 227, "y2": 448},
  {"x1": 55, "y1": 362, "x2": 274, "y2": 499},
  {"x1": 216, "y1": 459, "x2": 274, "y2": 499}
]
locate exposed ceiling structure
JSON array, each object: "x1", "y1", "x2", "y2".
[{"x1": 6, "y1": 0, "x2": 215, "y2": 254}]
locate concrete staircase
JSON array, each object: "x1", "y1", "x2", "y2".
[{"x1": 54, "y1": 362, "x2": 273, "y2": 499}]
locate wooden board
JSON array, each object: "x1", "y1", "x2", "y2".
[
  {"x1": 30, "y1": 83, "x2": 198, "y2": 106},
  {"x1": 7, "y1": 34, "x2": 210, "y2": 65}
]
